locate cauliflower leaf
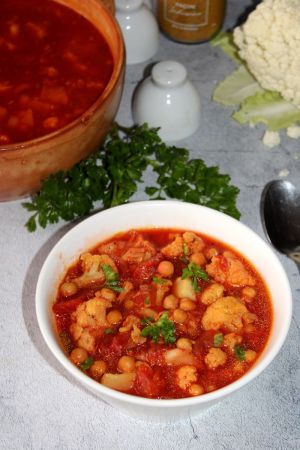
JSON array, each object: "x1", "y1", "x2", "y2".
[
  {"x1": 211, "y1": 31, "x2": 242, "y2": 64},
  {"x1": 233, "y1": 90, "x2": 300, "y2": 131},
  {"x1": 213, "y1": 65, "x2": 263, "y2": 106}
]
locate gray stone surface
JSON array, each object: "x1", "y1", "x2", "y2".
[{"x1": 0, "y1": 1, "x2": 299, "y2": 449}]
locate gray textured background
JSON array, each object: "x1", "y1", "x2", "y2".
[{"x1": 1, "y1": 1, "x2": 299, "y2": 449}]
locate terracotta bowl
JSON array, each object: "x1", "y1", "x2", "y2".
[{"x1": 0, "y1": 0, "x2": 125, "y2": 201}]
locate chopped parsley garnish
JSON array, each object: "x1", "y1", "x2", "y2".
[
  {"x1": 104, "y1": 328, "x2": 115, "y2": 335},
  {"x1": 181, "y1": 262, "x2": 209, "y2": 291},
  {"x1": 141, "y1": 316, "x2": 154, "y2": 326},
  {"x1": 141, "y1": 312, "x2": 176, "y2": 344},
  {"x1": 152, "y1": 276, "x2": 168, "y2": 285},
  {"x1": 101, "y1": 264, "x2": 123, "y2": 292},
  {"x1": 23, "y1": 123, "x2": 240, "y2": 232},
  {"x1": 180, "y1": 244, "x2": 190, "y2": 263},
  {"x1": 145, "y1": 296, "x2": 150, "y2": 305},
  {"x1": 213, "y1": 333, "x2": 224, "y2": 347},
  {"x1": 234, "y1": 345, "x2": 246, "y2": 361},
  {"x1": 80, "y1": 356, "x2": 94, "y2": 371}
]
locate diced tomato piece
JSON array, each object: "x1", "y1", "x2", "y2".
[
  {"x1": 98, "y1": 332, "x2": 131, "y2": 360},
  {"x1": 52, "y1": 298, "x2": 83, "y2": 315},
  {"x1": 41, "y1": 86, "x2": 68, "y2": 105},
  {"x1": 134, "y1": 364, "x2": 166, "y2": 398},
  {"x1": 132, "y1": 255, "x2": 163, "y2": 282}
]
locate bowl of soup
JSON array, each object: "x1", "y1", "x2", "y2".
[
  {"x1": 0, "y1": 0, "x2": 125, "y2": 201},
  {"x1": 36, "y1": 201, "x2": 292, "y2": 422}
]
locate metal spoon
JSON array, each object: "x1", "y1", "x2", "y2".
[{"x1": 261, "y1": 179, "x2": 300, "y2": 267}]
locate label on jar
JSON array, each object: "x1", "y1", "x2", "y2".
[{"x1": 162, "y1": 0, "x2": 210, "y2": 31}]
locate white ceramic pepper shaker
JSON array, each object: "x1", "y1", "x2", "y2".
[
  {"x1": 132, "y1": 60, "x2": 201, "y2": 141},
  {"x1": 115, "y1": 0, "x2": 159, "y2": 65}
]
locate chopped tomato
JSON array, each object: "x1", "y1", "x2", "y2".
[
  {"x1": 132, "y1": 255, "x2": 162, "y2": 282},
  {"x1": 52, "y1": 298, "x2": 83, "y2": 315},
  {"x1": 134, "y1": 364, "x2": 166, "y2": 398}
]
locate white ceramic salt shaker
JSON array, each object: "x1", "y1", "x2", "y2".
[
  {"x1": 115, "y1": 0, "x2": 159, "y2": 65},
  {"x1": 132, "y1": 60, "x2": 201, "y2": 141}
]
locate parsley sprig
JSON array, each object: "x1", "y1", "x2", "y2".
[
  {"x1": 181, "y1": 262, "x2": 209, "y2": 292},
  {"x1": 23, "y1": 123, "x2": 240, "y2": 231},
  {"x1": 141, "y1": 312, "x2": 176, "y2": 344},
  {"x1": 101, "y1": 264, "x2": 123, "y2": 292}
]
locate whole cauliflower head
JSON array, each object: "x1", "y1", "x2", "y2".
[{"x1": 234, "y1": 0, "x2": 300, "y2": 107}]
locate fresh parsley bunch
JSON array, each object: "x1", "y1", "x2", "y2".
[{"x1": 23, "y1": 123, "x2": 240, "y2": 231}]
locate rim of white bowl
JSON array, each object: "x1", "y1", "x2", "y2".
[{"x1": 36, "y1": 200, "x2": 292, "y2": 408}]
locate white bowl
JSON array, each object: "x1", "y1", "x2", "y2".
[{"x1": 36, "y1": 201, "x2": 292, "y2": 422}]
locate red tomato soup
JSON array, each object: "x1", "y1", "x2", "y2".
[
  {"x1": 53, "y1": 229, "x2": 273, "y2": 399},
  {"x1": 0, "y1": 0, "x2": 113, "y2": 145}
]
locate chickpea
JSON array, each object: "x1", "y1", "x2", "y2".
[
  {"x1": 245, "y1": 350, "x2": 257, "y2": 362},
  {"x1": 189, "y1": 384, "x2": 204, "y2": 396},
  {"x1": 176, "y1": 337, "x2": 193, "y2": 352},
  {"x1": 99, "y1": 287, "x2": 117, "y2": 301},
  {"x1": 124, "y1": 299, "x2": 134, "y2": 310},
  {"x1": 70, "y1": 347, "x2": 88, "y2": 364},
  {"x1": 157, "y1": 261, "x2": 174, "y2": 277},
  {"x1": 242, "y1": 287, "x2": 256, "y2": 299},
  {"x1": 90, "y1": 360, "x2": 107, "y2": 379},
  {"x1": 190, "y1": 252, "x2": 206, "y2": 266},
  {"x1": 118, "y1": 356, "x2": 136, "y2": 373},
  {"x1": 163, "y1": 294, "x2": 179, "y2": 310},
  {"x1": 106, "y1": 310, "x2": 122, "y2": 325},
  {"x1": 180, "y1": 298, "x2": 196, "y2": 311},
  {"x1": 173, "y1": 308, "x2": 187, "y2": 323},
  {"x1": 60, "y1": 282, "x2": 78, "y2": 297}
]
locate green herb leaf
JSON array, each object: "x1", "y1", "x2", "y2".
[
  {"x1": 213, "y1": 332, "x2": 224, "y2": 347},
  {"x1": 104, "y1": 328, "x2": 115, "y2": 335},
  {"x1": 80, "y1": 356, "x2": 94, "y2": 370},
  {"x1": 101, "y1": 264, "x2": 123, "y2": 292},
  {"x1": 152, "y1": 276, "x2": 168, "y2": 285},
  {"x1": 181, "y1": 262, "x2": 209, "y2": 292},
  {"x1": 145, "y1": 296, "x2": 150, "y2": 305},
  {"x1": 234, "y1": 345, "x2": 246, "y2": 361},
  {"x1": 23, "y1": 123, "x2": 240, "y2": 231},
  {"x1": 141, "y1": 312, "x2": 176, "y2": 344},
  {"x1": 141, "y1": 317, "x2": 154, "y2": 326}
]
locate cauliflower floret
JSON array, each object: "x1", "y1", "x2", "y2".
[
  {"x1": 77, "y1": 330, "x2": 95, "y2": 353},
  {"x1": 201, "y1": 296, "x2": 256, "y2": 332},
  {"x1": 205, "y1": 348, "x2": 227, "y2": 369},
  {"x1": 233, "y1": 0, "x2": 300, "y2": 107},
  {"x1": 223, "y1": 332, "x2": 243, "y2": 351},
  {"x1": 70, "y1": 297, "x2": 112, "y2": 352},
  {"x1": 201, "y1": 283, "x2": 224, "y2": 305},
  {"x1": 161, "y1": 235, "x2": 184, "y2": 258},
  {"x1": 206, "y1": 251, "x2": 256, "y2": 287},
  {"x1": 262, "y1": 130, "x2": 280, "y2": 148},
  {"x1": 176, "y1": 365, "x2": 198, "y2": 390},
  {"x1": 121, "y1": 235, "x2": 156, "y2": 263},
  {"x1": 182, "y1": 232, "x2": 205, "y2": 253},
  {"x1": 287, "y1": 125, "x2": 300, "y2": 138},
  {"x1": 119, "y1": 315, "x2": 140, "y2": 333},
  {"x1": 131, "y1": 324, "x2": 147, "y2": 345},
  {"x1": 72, "y1": 253, "x2": 117, "y2": 288}
]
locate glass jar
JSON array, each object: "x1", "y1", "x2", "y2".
[{"x1": 155, "y1": 0, "x2": 226, "y2": 44}]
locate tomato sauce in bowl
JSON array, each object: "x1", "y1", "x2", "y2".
[
  {"x1": 53, "y1": 228, "x2": 273, "y2": 400},
  {"x1": 0, "y1": 0, "x2": 114, "y2": 145}
]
